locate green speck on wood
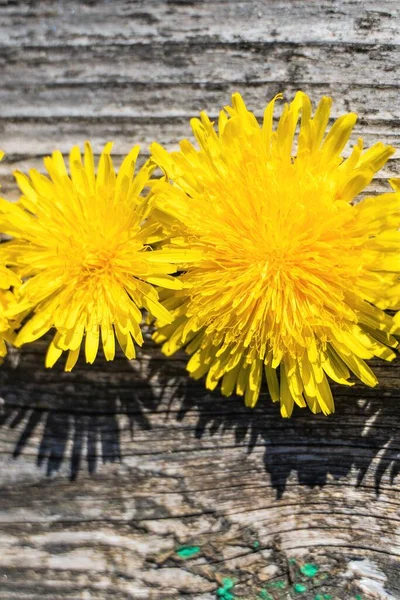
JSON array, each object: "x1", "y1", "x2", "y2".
[
  {"x1": 217, "y1": 591, "x2": 235, "y2": 600},
  {"x1": 253, "y1": 540, "x2": 260, "y2": 549},
  {"x1": 216, "y1": 578, "x2": 236, "y2": 600},
  {"x1": 176, "y1": 545, "x2": 200, "y2": 559},
  {"x1": 294, "y1": 583, "x2": 308, "y2": 593},
  {"x1": 258, "y1": 590, "x2": 273, "y2": 600},
  {"x1": 355, "y1": 596, "x2": 362, "y2": 600},
  {"x1": 268, "y1": 580, "x2": 287, "y2": 589},
  {"x1": 300, "y1": 563, "x2": 319, "y2": 578},
  {"x1": 221, "y1": 578, "x2": 234, "y2": 590},
  {"x1": 315, "y1": 595, "x2": 332, "y2": 600}
]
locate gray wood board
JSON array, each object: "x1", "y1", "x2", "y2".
[{"x1": 0, "y1": 1, "x2": 400, "y2": 599}]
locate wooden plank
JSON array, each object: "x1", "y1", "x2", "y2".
[
  {"x1": 0, "y1": 0, "x2": 398, "y2": 47},
  {"x1": 1, "y1": 42, "x2": 400, "y2": 88},
  {"x1": 2, "y1": 82, "x2": 400, "y2": 121},
  {"x1": 0, "y1": 0, "x2": 400, "y2": 598},
  {"x1": 1, "y1": 340, "x2": 400, "y2": 598}
]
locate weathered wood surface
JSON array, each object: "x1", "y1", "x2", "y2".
[{"x1": 0, "y1": 1, "x2": 400, "y2": 598}]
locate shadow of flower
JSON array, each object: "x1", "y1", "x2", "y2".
[
  {"x1": 0, "y1": 336, "x2": 160, "y2": 479},
  {"x1": 0, "y1": 334, "x2": 399, "y2": 496},
  {"x1": 161, "y1": 352, "x2": 400, "y2": 498}
]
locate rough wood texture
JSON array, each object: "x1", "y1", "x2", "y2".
[{"x1": 0, "y1": 1, "x2": 400, "y2": 598}]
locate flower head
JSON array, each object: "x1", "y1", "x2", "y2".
[
  {"x1": 0, "y1": 151, "x2": 21, "y2": 359},
  {"x1": 0, "y1": 143, "x2": 194, "y2": 370},
  {"x1": 0, "y1": 264, "x2": 20, "y2": 359},
  {"x1": 151, "y1": 92, "x2": 400, "y2": 417}
]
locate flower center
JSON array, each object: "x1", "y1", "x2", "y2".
[
  {"x1": 259, "y1": 248, "x2": 291, "y2": 281},
  {"x1": 266, "y1": 249, "x2": 287, "y2": 269},
  {"x1": 81, "y1": 248, "x2": 115, "y2": 274}
]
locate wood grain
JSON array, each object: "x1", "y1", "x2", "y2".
[{"x1": 0, "y1": 1, "x2": 400, "y2": 598}]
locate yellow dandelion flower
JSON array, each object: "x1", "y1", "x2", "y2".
[
  {"x1": 0, "y1": 263, "x2": 21, "y2": 358},
  {"x1": 0, "y1": 143, "x2": 197, "y2": 370},
  {"x1": 150, "y1": 92, "x2": 400, "y2": 417},
  {"x1": 390, "y1": 178, "x2": 400, "y2": 335},
  {"x1": 0, "y1": 151, "x2": 21, "y2": 359}
]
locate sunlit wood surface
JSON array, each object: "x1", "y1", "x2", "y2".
[{"x1": 0, "y1": 1, "x2": 400, "y2": 598}]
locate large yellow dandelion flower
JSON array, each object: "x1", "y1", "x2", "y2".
[
  {"x1": 0, "y1": 143, "x2": 195, "y2": 370},
  {"x1": 150, "y1": 92, "x2": 400, "y2": 417}
]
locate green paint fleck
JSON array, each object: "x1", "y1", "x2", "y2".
[
  {"x1": 355, "y1": 596, "x2": 362, "y2": 600},
  {"x1": 289, "y1": 558, "x2": 297, "y2": 564},
  {"x1": 268, "y1": 580, "x2": 287, "y2": 589},
  {"x1": 294, "y1": 583, "x2": 307, "y2": 593},
  {"x1": 216, "y1": 591, "x2": 234, "y2": 600},
  {"x1": 217, "y1": 591, "x2": 234, "y2": 600},
  {"x1": 176, "y1": 545, "x2": 200, "y2": 559},
  {"x1": 300, "y1": 563, "x2": 319, "y2": 578},
  {"x1": 216, "y1": 578, "x2": 235, "y2": 600},
  {"x1": 258, "y1": 590, "x2": 273, "y2": 600},
  {"x1": 253, "y1": 540, "x2": 260, "y2": 549},
  {"x1": 222, "y1": 578, "x2": 234, "y2": 590},
  {"x1": 314, "y1": 596, "x2": 332, "y2": 600}
]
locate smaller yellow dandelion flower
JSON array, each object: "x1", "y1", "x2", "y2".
[
  {"x1": 0, "y1": 264, "x2": 22, "y2": 358},
  {"x1": 0, "y1": 143, "x2": 197, "y2": 370},
  {"x1": 0, "y1": 151, "x2": 21, "y2": 359},
  {"x1": 150, "y1": 92, "x2": 400, "y2": 417}
]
